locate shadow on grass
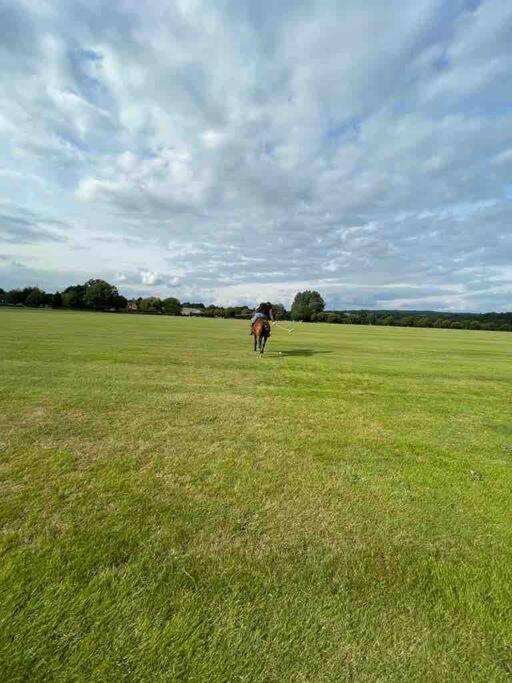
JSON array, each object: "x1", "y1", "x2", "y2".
[{"x1": 270, "y1": 348, "x2": 332, "y2": 357}]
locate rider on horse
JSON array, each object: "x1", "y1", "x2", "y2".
[{"x1": 250, "y1": 302, "x2": 275, "y2": 335}]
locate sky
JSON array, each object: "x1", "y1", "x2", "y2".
[{"x1": 1, "y1": 0, "x2": 512, "y2": 311}]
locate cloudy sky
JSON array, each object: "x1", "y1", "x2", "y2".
[{"x1": 1, "y1": 0, "x2": 511, "y2": 310}]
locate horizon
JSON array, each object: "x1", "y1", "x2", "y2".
[
  {"x1": 1, "y1": 279, "x2": 510, "y2": 316},
  {"x1": 1, "y1": 1, "x2": 512, "y2": 312}
]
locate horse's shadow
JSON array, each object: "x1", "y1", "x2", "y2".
[{"x1": 271, "y1": 348, "x2": 331, "y2": 357}]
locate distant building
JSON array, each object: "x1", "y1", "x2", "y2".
[{"x1": 181, "y1": 307, "x2": 204, "y2": 317}]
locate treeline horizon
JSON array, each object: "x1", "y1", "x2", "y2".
[{"x1": 1, "y1": 280, "x2": 511, "y2": 332}]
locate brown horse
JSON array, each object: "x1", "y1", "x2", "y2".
[{"x1": 251, "y1": 318, "x2": 270, "y2": 354}]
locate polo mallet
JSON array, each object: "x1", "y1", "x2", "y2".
[{"x1": 273, "y1": 321, "x2": 294, "y2": 333}]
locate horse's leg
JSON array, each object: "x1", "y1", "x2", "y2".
[
  {"x1": 260, "y1": 335, "x2": 266, "y2": 354},
  {"x1": 253, "y1": 332, "x2": 258, "y2": 352}
]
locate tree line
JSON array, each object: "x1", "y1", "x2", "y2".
[
  {"x1": 289, "y1": 291, "x2": 512, "y2": 331},
  {"x1": 0, "y1": 280, "x2": 181, "y2": 315},
  {"x1": 1, "y1": 282, "x2": 511, "y2": 331},
  {"x1": 311, "y1": 309, "x2": 512, "y2": 331}
]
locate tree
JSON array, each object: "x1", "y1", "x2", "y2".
[
  {"x1": 6, "y1": 289, "x2": 25, "y2": 305},
  {"x1": 62, "y1": 284, "x2": 86, "y2": 309},
  {"x1": 272, "y1": 303, "x2": 289, "y2": 320},
  {"x1": 25, "y1": 287, "x2": 47, "y2": 307},
  {"x1": 399, "y1": 316, "x2": 415, "y2": 327},
  {"x1": 238, "y1": 307, "x2": 253, "y2": 319},
  {"x1": 182, "y1": 302, "x2": 205, "y2": 309},
  {"x1": 162, "y1": 297, "x2": 181, "y2": 315},
  {"x1": 0, "y1": 288, "x2": 5, "y2": 303},
  {"x1": 381, "y1": 315, "x2": 395, "y2": 326},
  {"x1": 113, "y1": 294, "x2": 127, "y2": 310},
  {"x1": 83, "y1": 279, "x2": 119, "y2": 310},
  {"x1": 139, "y1": 297, "x2": 163, "y2": 313},
  {"x1": 414, "y1": 316, "x2": 432, "y2": 328},
  {"x1": 52, "y1": 291, "x2": 63, "y2": 308},
  {"x1": 291, "y1": 290, "x2": 325, "y2": 321}
]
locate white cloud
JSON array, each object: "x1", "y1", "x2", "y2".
[
  {"x1": 140, "y1": 271, "x2": 160, "y2": 286},
  {"x1": 139, "y1": 270, "x2": 181, "y2": 287}
]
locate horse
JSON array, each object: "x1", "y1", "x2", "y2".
[{"x1": 251, "y1": 318, "x2": 270, "y2": 354}]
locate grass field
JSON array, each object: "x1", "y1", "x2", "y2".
[{"x1": 1, "y1": 308, "x2": 511, "y2": 681}]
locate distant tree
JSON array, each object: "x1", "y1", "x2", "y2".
[
  {"x1": 238, "y1": 307, "x2": 253, "y2": 319},
  {"x1": 83, "y1": 279, "x2": 119, "y2": 310},
  {"x1": 139, "y1": 297, "x2": 163, "y2": 313},
  {"x1": 272, "y1": 303, "x2": 289, "y2": 320},
  {"x1": 381, "y1": 315, "x2": 395, "y2": 326},
  {"x1": 350, "y1": 313, "x2": 364, "y2": 324},
  {"x1": 25, "y1": 287, "x2": 47, "y2": 307},
  {"x1": 162, "y1": 297, "x2": 181, "y2": 315},
  {"x1": 450, "y1": 321, "x2": 463, "y2": 329},
  {"x1": 400, "y1": 316, "x2": 415, "y2": 327},
  {"x1": 52, "y1": 291, "x2": 63, "y2": 308},
  {"x1": 182, "y1": 302, "x2": 205, "y2": 309},
  {"x1": 6, "y1": 289, "x2": 25, "y2": 305},
  {"x1": 62, "y1": 284, "x2": 86, "y2": 309},
  {"x1": 326, "y1": 312, "x2": 340, "y2": 324},
  {"x1": 291, "y1": 290, "x2": 325, "y2": 321},
  {"x1": 21, "y1": 287, "x2": 34, "y2": 303},
  {"x1": 0, "y1": 288, "x2": 5, "y2": 303},
  {"x1": 113, "y1": 295, "x2": 128, "y2": 310},
  {"x1": 414, "y1": 316, "x2": 432, "y2": 327}
]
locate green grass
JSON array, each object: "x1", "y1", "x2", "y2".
[{"x1": 1, "y1": 308, "x2": 511, "y2": 681}]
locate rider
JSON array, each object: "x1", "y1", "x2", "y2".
[{"x1": 250, "y1": 301, "x2": 275, "y2": 335}]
